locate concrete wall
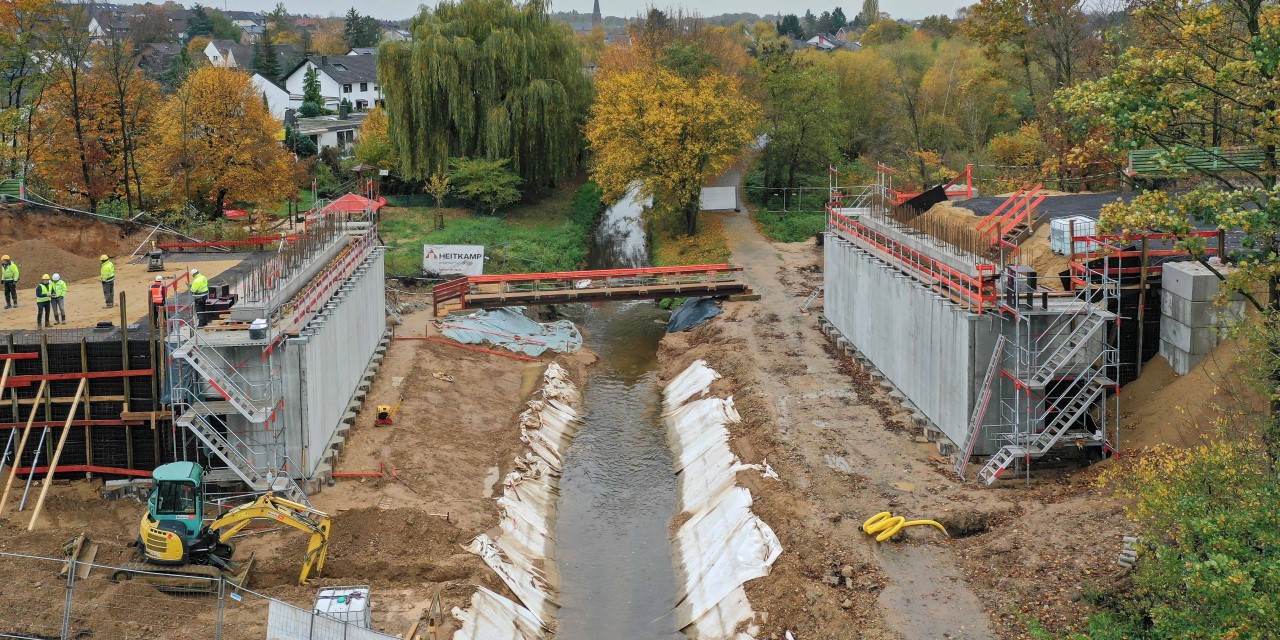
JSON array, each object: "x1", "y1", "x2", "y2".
[
  {"x1": 293, "y1": 249, "x2": 385, "y2": 477},
  {"x1": 228, "y1": 249, "x2": 386, "y2": 479},
  {"x1": 824, "y1": 235, "x2": 1003, "y2": 454}
]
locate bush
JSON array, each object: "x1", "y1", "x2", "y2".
[
  {"x1": 569, "y1": 182, "x2": 605, "y2": 230},
  {"x1": 298, "y1": 101, "x2": 323, "y2": 118},
  {"x1": 1077, "y1": 439, "x2": 1280, "y2": 639}
]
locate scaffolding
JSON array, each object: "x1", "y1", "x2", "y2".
[{"x1": 823, "y1": 164, "x2": 1139, "y2": 485}]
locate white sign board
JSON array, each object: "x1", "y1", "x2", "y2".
[{"x1": 423, "y1": 244, "x2": 485, "y2": 276}]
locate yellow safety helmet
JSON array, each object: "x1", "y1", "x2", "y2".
[
  {"x1": 99, "y1": 254, "x2": 109, "y2": 261},
  {"x1": 41, "y1": 274, "x2": 50, "y2": 280},
  {"x1": 1, "y1": 255, "x2": 9, "y2": 260}
]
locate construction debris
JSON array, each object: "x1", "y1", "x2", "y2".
[{"x1": 439, "y1": 307, "x2": 582, "y2": 356}]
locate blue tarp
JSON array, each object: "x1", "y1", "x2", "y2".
[
  {"x1": 666, "y1": 297, "x2": 722, "y2": 333},
  {"x1": 439, "y1": 307, "x2": 583, "y2": 357}
]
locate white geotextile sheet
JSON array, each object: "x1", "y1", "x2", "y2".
[
  {"x1": 440, "y1": 307, "x2": 583, "y2": 356},
  {"x1": 665, "y1": 360, "x2": 782, "y2": 639},
  {"x1": 456, "y1": 363, "x2": 580, "y2": 638},
  {"x1": 452, "y1": 587, "x2": 547, "y2": 640}
]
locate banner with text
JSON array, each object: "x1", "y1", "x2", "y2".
[{"x1": 423, "y1": 244, "x2": 485, "y2": 276}]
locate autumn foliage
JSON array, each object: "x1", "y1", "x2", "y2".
[{"x1": 142, "y1": 66, "x2": 295, "y2": 218}]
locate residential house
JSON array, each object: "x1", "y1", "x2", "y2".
[
  {"x1": 205, "y1": 40, "x2": 299, "y2": 74},
  {"x1": 295, "y1": 112, "x2": 367, "y2": 153},
  {"x1": 86, "y1": 5, "x2": 131, "y2": 43},
  {"x1": 381, "y1": 27, "x2": 412, "y2": 41},
  {"x1": 251, "y1": 73, "x2": 291, "y2": 120},
  {"x1": 804, "y1": 33, "x2": 840, "y2": 51},
  {"x1": 347, "y1": 47, "x2": 377, "y2": 56},
  {"x1": 225, "y1": 10, "x2": 266, "y2": 29},
  {"x1": 241, "y1": 23, "x2": 265, "y2": 43},
  {"x1": 138, "y1": 42, "x2": 183, "y2": 77},
  {"x1": 283, "y1": 55, "x2": 381, "y2": 111},
  {"x1": 203, "y1": 39, "x2": 242, "y2": 67}
]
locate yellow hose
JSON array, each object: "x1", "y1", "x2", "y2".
[{"x1": 861, "y1": 512, "x2": 949, "y2": 542}]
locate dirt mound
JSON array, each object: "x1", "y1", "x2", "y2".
[
  {"x1": 1017, "y1": 224, "x2": 1071, "y2": 289},
  {"x1": 0, "y1": 204, "x2": 138, "y2": 258},
  {"x1": 914, "y1": 200, "x2": 982, "y2": 230},
  {"x1": 1119, "y1": 339, "x2": 1264, "y2": 450},
  {"x1": 0, "y1": 240, "x2": 101, "y2": 283}
]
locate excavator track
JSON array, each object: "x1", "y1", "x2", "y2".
[{"x1": 110, "y1": 554, "x2": 253, "y2": 594}]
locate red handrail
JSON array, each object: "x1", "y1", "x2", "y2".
[{"x1": 827, "y1": 207, "x2": 999, "y2": 313}]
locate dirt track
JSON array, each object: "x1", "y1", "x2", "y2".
[{"x1": 646, "y1": 166, "x2": 1132, "y2": 639}]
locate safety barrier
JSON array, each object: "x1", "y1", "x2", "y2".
[{"x1": 827, "y1": 207, "x2": 999, "y2": 313}]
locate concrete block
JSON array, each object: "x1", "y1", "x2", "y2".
[
  {"x1": 936, "y1": 440, "x2": 956, "y2": 456},
  {"x1": 1160, "y1": 290, "x2": 1246, "y2": 328},
  {"x1": 1162, "y1": 261, "x2": 1239, "y2": 302},
  {"x1": 1160, "y1": 340, "x2": 1206, "y2": 375},
  {"x1": 1160, "y1": 317, "x2": 1221, "y2": 354}
]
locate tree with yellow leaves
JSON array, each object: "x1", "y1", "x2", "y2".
[
  {"x1": 586, "y1": 64, "x2": 758, "y2": 236},
  {"x1": 141, "y1": 66, "x2": 296, "y2": 219}
]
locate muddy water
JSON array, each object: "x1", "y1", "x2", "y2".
[{"x1": 556, "y1": 191, "x2": 683, "y2": 639}]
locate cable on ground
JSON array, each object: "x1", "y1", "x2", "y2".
[{"x1": 862, "y1": 511, "x2": 949, "y2": 542}]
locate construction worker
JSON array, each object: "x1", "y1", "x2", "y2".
[
  {"x1": 50, "y1": 274, "x2": 67, "y2": 325},
  {"x1": 35, "y1": 274, "x2": 52, "y2": 328},
  {"x1": 149, "y1": 275, "x2": 166, "y2": 327},
  {"x1": 190, "y1": 269, "x2": 210, "y2": 327},
  {"x1": 100, "y1": 255, "x2": 116, "y2": 308},
  {"x1": 1, "y1": 255, "x2": 18, "y2": 308}
]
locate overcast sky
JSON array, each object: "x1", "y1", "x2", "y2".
[{"x1": 213, "y1": 0, "x2": 970, "y2": 22}]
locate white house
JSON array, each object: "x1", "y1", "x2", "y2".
[
  {"x1": 203, "y1": 39, "x2": 239, "y2": 67},
  {"x1": 251, "y1": 74, "x2": 291, "y2": 120},
  {"x1": 295, "y1": 113, "x2": 368, "y2": 153},
  {"x1": 283, "y1": 55, "x2": 381, "y2": 112}
]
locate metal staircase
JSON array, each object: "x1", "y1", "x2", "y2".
[
  {"x1": 166, "y1": 290, "x2": 306, "y2": 504},
  {"x1": 956, "y1": 336, "x2": 1006, "y2": 478},
  {"x1": 170, "y1": 332, "x2": 276, "y2": 423},
  {"x1": 979, "y1": 267, "x2": 1119, "y2": 486},
  {"x1": 1026, "y1": 310, "x2": 1114, "y2": 387}
]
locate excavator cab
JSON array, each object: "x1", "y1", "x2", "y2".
[{"x1": 140, "y1": 462, "x2": 205, "y2": 564}]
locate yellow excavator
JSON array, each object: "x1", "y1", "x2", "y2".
[{"x1": 112, "y1": 462, "x2": 331, "y2": 593}]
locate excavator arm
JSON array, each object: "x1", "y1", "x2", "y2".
[{"x1": 208, "y1": 493, "x2": 331, "y2": 584}]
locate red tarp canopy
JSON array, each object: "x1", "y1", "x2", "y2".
[
  {"x1": 224, "y1": 209, "x2": 249, "y2": 219},
  {"x1": 317, "y1": 193, "x2": 386, "y2": 216}
]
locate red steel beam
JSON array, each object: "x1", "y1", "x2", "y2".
[
  {"x1": 4, "y1": 369, "x2": 155, "y2": 387},
  {"x1": 0, "y1": 419, "x2": 146, "y2": 430},
  {"x1": 466, "y1": 264, "x2": 739, "y2": 284},
  {"x1": 0, "y1": 353, "x2": 39, "y2": 360},
  {"x1": 11, "y1": 464, "x2": 152, "y2": 477}
]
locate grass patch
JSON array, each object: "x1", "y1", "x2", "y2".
[
  {"x1": 652, "y1": 212, "x2": 732, "y2": 267},
  {"x1": 381, "y1": 181, "x2": 604, "y2": 276},
  {"x1": 752, "y1": 208, "x2": 827, "y2": 242},
  {"x1": 742, "y1": 157, "x2": 830, "y2": 242}
]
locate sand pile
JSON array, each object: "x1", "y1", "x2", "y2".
[{"x1": 0, "y1": 240, "x2": 101, "y2": 282}]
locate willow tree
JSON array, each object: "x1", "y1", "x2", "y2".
[{"x1": 378, "y1": 0, "x2": 591, "y2": 192}]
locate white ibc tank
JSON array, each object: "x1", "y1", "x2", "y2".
[{"x1": 314, "y1": 586, "x2": 371, "y2": 629}]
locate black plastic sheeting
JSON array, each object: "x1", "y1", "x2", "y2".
[
  {"x1": 896, "y1": 184, "x2": 949, "y2": 219},
  {"x1": 666, "y1": 297, "x2": 722, "y2": 333}
]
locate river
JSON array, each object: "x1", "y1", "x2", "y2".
[{"x1": 555, "y1": 190, "x2": 683, "y2": 639}]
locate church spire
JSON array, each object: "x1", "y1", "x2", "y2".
[{"x1": 592, "y1": 0, "x2": 602, "y2": 26}]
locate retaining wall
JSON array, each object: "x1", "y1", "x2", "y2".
[{"x1": 824, "y1": 235, "x2": 1003, "y2": 454}]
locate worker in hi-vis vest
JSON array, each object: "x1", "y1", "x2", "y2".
[
  {"x1": 1, "y1": 255, "x2": 19, "y2": 308},
  {"x1": 100, "y1": 255, "x2": 116, "y2": 308},
  {"x1": 150, "y1": 276, "x2": 166, "y2": 327},
  {"x1": 190, "y1": 269, "x2": 210, "y2": 327},
  {"x1": 50, "y1": 273, "x2": 67, "y2": 325},
  {"x1": 35, "y1": 274, "x2": 52, "y2": 329}
]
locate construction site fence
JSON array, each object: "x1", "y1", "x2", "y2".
[{"x1": 0, "y1": 550, "x2": 394, "y2": 640}]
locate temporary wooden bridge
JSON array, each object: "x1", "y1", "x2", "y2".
[{"x1": 432, "y1": 264, "x2": 752, "y2": 315}]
